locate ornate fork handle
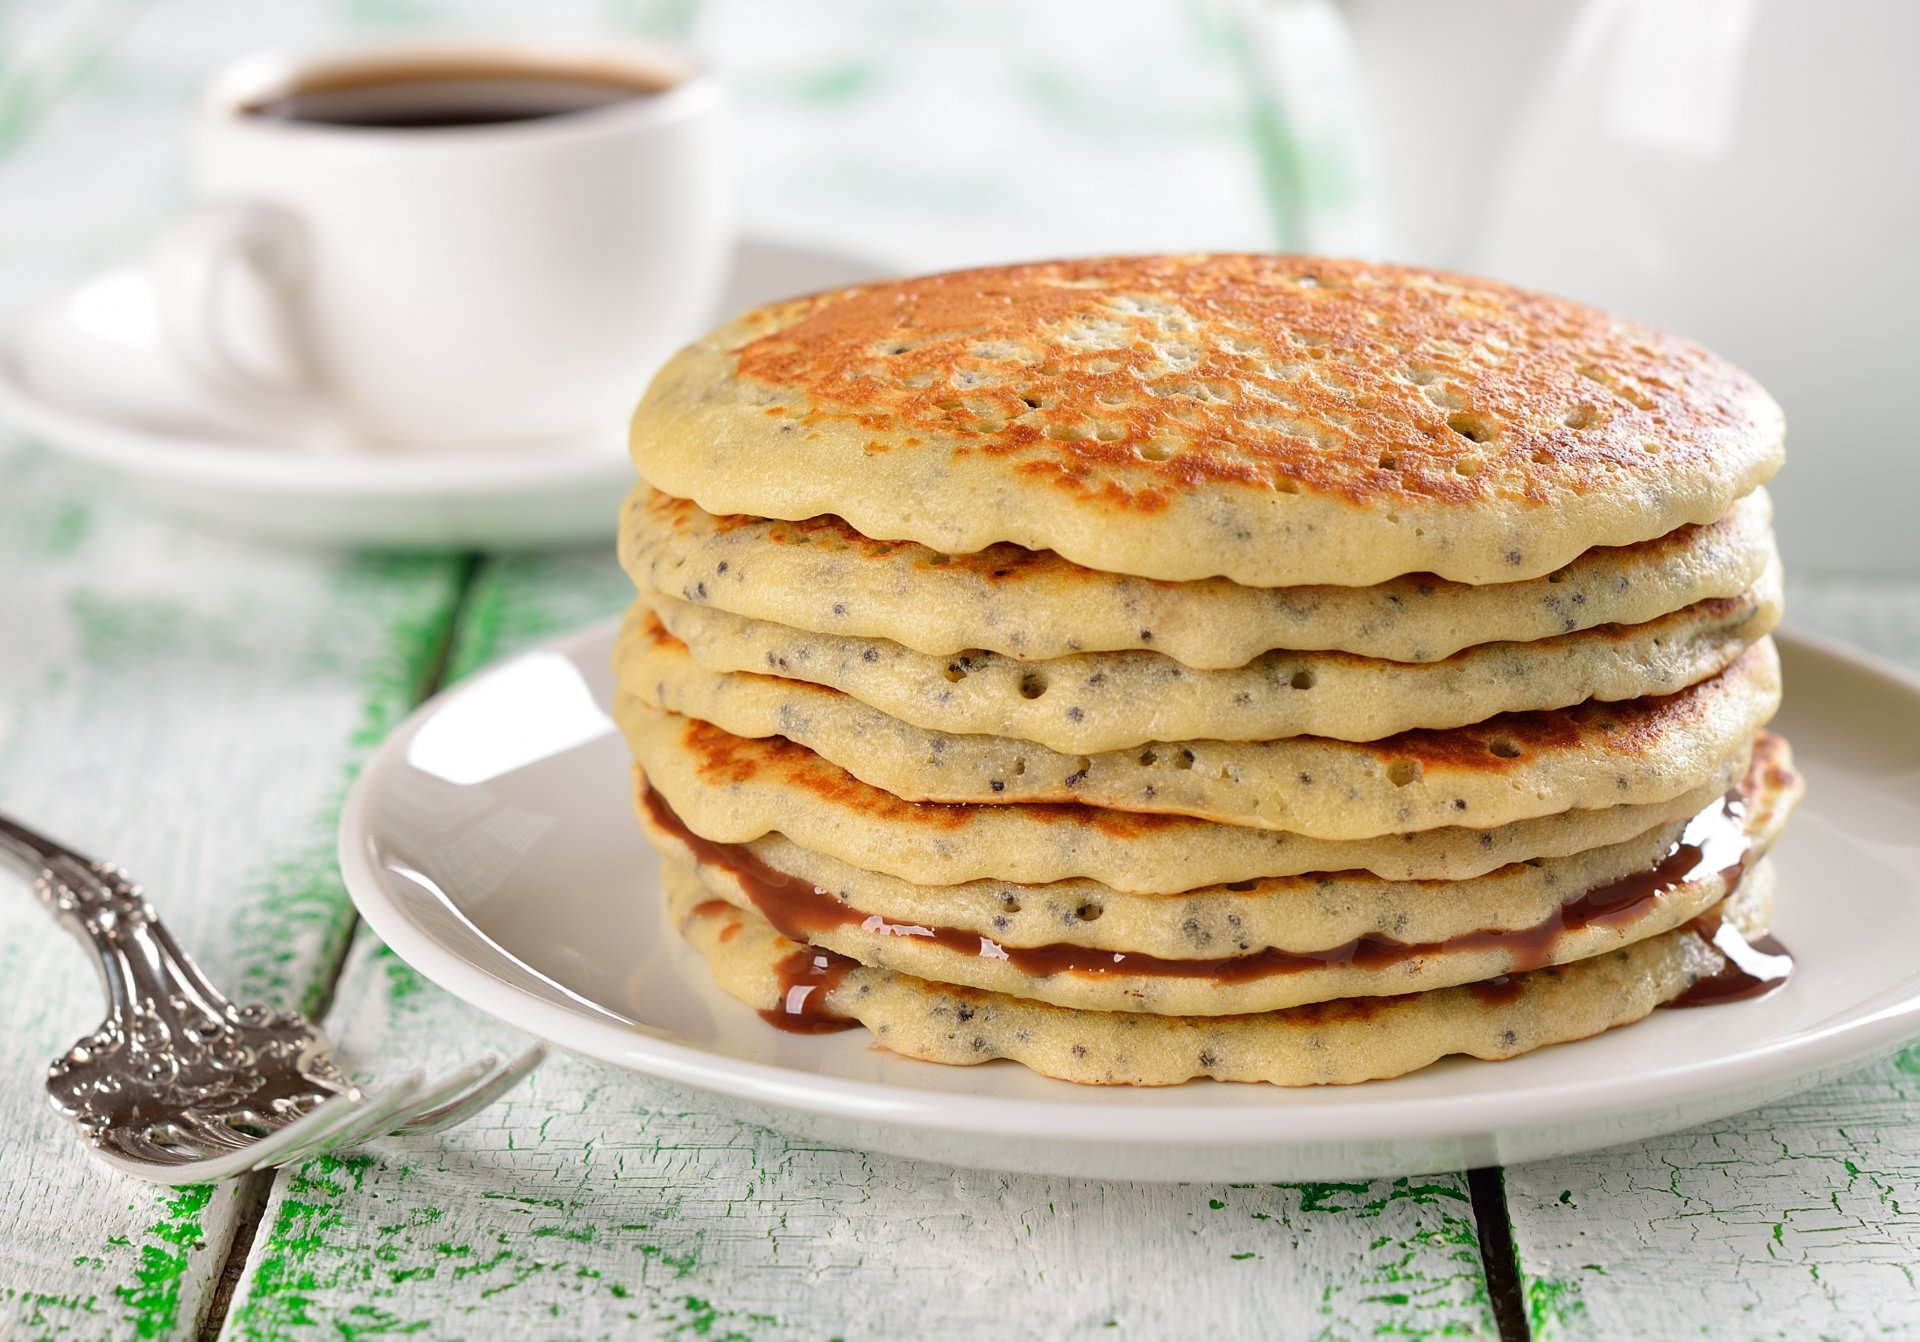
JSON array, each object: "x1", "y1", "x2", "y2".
[
  {"x1": 1, "y1": 810, "x2": 540, "y2": 1179},
  {"x1": 0, "y1": 813, "x2": 352, "y2": 1135},
  {"x1": 3, "y1": 816, "x2": 217, "y2": 1017},
  {"x1": 0, "y1": 815, "x2": 235, "y2": 1034}
]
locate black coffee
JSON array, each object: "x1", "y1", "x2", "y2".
[{"x1": 245, "y1": 67, "x2": 669, "y2": 129}]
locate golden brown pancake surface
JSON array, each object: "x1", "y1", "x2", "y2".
[{"x1": 632, "y1": 255, "x2": 1784, "y2": 585}]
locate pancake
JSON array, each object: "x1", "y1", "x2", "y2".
[
  {"x1": 665, "y1": 856, "x2": 1780, "y2": 1086},
  {"x1": 644, "y1": 564, "x2": 1780, "y2": 752},
  {"x1": 624, "y1": 683, "x2": 1775, "y2": 890},
  {"x1": 617, "y1": 613, "x2": 1777, "y2": 836},
  {"x1": 630, "y1": 255, "x2": 1783, "y2": 587},
  {"x1": 622, "y1": 250, "x2": 1798, "y2": 1087},
  {"x1": 642, "y1": 756, "x2": 1765, "y2": 976},
  {"x1": 649, "y1": 735, "x2": 1799, "y2": 1014},
  {"x1": 622, "y1": 487, "x2": 1777, "y2": 668}
]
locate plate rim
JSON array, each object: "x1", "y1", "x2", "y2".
[{"x1": 339, "y1": 621, "x2": 1920, "y2": 1150}]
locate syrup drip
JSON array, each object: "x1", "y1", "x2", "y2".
[
  {"x1": 1664, "y1": 920, "x2": 1794, "y2": 1007},
  {"x1": 648, "y1": 786, "x2": 1755, "y2": 987},
  {"x1": 758, "y1": 947, "x2": 860, "y2": 1033}
]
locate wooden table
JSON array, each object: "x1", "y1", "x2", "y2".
[{"x1": 1, "y1": 3, "x2": 1916, "y2": 1337}]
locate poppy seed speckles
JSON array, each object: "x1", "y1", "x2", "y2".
[{"x1": 625, "y1": 251, "x2": 1792, "y2": 1090}]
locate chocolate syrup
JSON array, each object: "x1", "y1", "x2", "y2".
[
  {"x1": 646, "y1": 785, "x2": 1761, "y2": 992},
  {"x1": 1664, "y1": 921, "x2": 1794, "y2": 1007},
  {"x1": 1466, "y1": 975, "x2": 1523, "y2": 1007},
  {"x1": 759, "y1": 948, "x2": 860, "y2": 1033}
]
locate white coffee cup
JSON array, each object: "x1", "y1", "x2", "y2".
[{"x1": 151, "y1": 38, "x2": 730, "y2": 452}]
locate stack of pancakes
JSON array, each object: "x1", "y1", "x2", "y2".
[{"x1": 614, "y1": 255, "x2": 1802, "y2": 1086}]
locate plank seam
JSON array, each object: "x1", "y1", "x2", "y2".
[
  {"x1": 1468, "y1": 1165, "x2": 1531, "y2": 1341},
  {"x1": 192, "y1": 551, "x2": 483, "y2": 1342},
  {"x1": 194, "y1": 1173, "x2": 272, "y2": 1342}
]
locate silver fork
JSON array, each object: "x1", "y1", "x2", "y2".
[{"x1": 0, "y1": 811, "x2": 545, "y2": 1183}]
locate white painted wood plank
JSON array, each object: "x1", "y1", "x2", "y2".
[
  {"x1": 1505, "y1": 1060, "x2": 1920, "y2": 1341},
  {"x1": 217, "y1": 551, "x2": 1499, "y2": 1342},
  {"x1": 0, "y1": 443, "x2": 467, "y2": 1337},
  {"x1": 1503, "y1": 576, "x2": 1920, "y2": 1341},
  {"x1": 0, "y1": 2, "x2": 499, "y2": 1332}
]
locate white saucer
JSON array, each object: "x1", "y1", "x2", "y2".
[
  {"x1": 0, "y1": 237, "x2": 891, "y2": 549},
  {"x1": 339, "y1": 624, "x2": 1920, "y2": 1181}
]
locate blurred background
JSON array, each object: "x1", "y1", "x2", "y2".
[{"x1": 0, "y1": 0, "x2": 1913, "y2": 569}]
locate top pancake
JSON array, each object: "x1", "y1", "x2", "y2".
[{"x1": 630, "y1": 254, "x2": 1784, "y2": 586}]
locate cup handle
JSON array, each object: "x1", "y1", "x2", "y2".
[{"x1": 148, "y1": 202, "x2": 350, "y2": 444}]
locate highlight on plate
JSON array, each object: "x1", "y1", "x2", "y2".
[{"x1": 611, "y1": 253, "x2": 1800, "y2": 1087}]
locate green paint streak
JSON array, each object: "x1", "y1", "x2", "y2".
[
  {"x1": 227, "y1": 1154, "x2": 379, "y2": 1339},
  {"x1": 0, "y1": 1285, "x2": 103, "y2": 1329},
  {"x1": 334, "y1": 1303, "x2": 433, "y2": 1338},
  {"x1": 116, "y1": 1184, "x2": 214, "y2": 1339},
  {"x1": 452, "y1": 1249, "x2": 514, "y2": 1279},
  {"x1": 446, "y1": 551, "x2": 631, "y2": 683},
  {"x1": 226, "y1": 1142, "x2": 767, "y2": 1338},
  {"x1": 0, "y1": 0, "x2": 145, "y2": 155},
  {"x1": 1286, "y1": 1179, "x2": 1374, "y2": 1213},
  {"x1": 778, "y1": 62, "x2": 881, "y2": 105},
  {"x1": 1893, "y1": 1041, "x2": 1920, "y2": 1076},
  {"x1": 481, "y1": 1191, "x2": 569, "y2": 1211},
  {"x1": 2, "y1": 491, "x2": 98, "y2": 564},
  {"x1": 532, "y1": 1224, "x2": 596, "y2": 1243},
  {"x1": 671, "y1": 1293, "x2": 766, "y2": 1341},
  {"x1": 231, "y1": 553, "x2": 465, "y2": 1013},
  {"x1": 1214, "y1": 6, "x2": 1364, "y2": 252},
  {"x1": 639, "y1": 1243, "x2": 699, "y2": 1277},
  {"x1": 1260, "y1": 1177, "x2": 1494, "y2": 1338},
  {"x1": 67, "y1": 589, "x2": 190, "y2": 665},
  {"x1": 45, "y1": 500, "x2": 93, "y2": 557},
  {"x1": 604, "y1": 0, "x2": 703, "y2": 42},
  {"x1": 1525, "y1": 1274, "x2": 1588, "y2": 1341},
  {"x1": 338, "y1": 0, "x2": 440, "y2": 31},
  {"x1": 448, "y1": 556, "x2": 546, "y2": 679},
  {"x1": 1280, "y1": 1177, "x2": 1469, "y2": 1218},
  {"x1": 373, "y1": 940, "x2": 428, "y2": 1005}
]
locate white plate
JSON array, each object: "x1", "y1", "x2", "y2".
[
  {"x1": 0, "y1": 237, "x2": 890, "y2": 549},
  {"x1": 340, "y1": 624, "x2": 1920, "y2": 1181}
]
